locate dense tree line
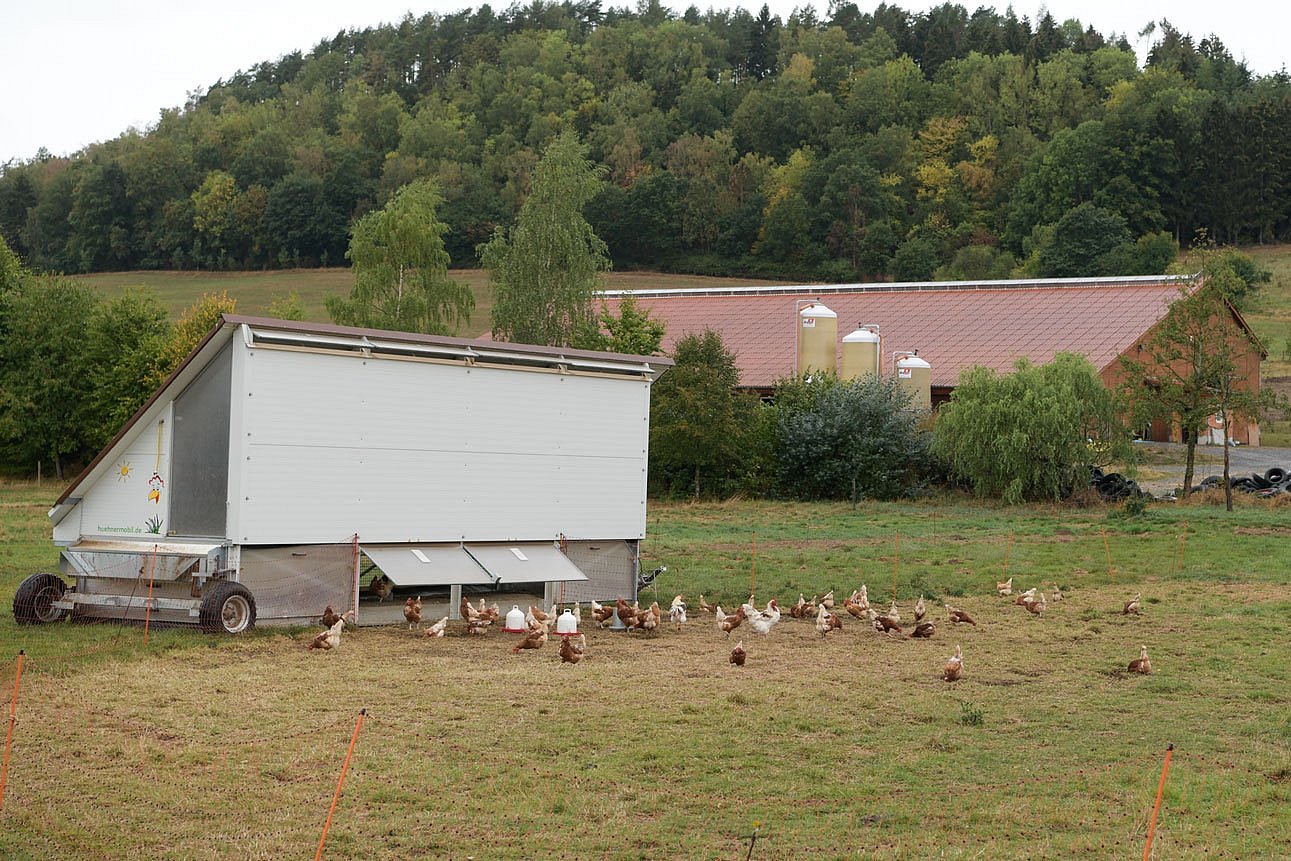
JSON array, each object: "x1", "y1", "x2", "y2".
[{"x1": 1, "y1": 3, "x2": 1288, "y2": 282}]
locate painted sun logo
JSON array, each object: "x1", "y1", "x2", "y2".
[{"x1": 115, "y1": 461, "x2": 133, "y2": 482}]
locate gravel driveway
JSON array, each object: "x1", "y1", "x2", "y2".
[{"x1": 1130, "y1": 441, "x2": 1291, "y2": 495}]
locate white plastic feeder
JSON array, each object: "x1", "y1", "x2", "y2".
[
  {"x1": 556, "y1": 608, "x2": 579, "y2": 637},
  {"x1": 503, "y1": 605, "x2": 526, "y2": 632}
]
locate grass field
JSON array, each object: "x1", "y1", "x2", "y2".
[
  {"x1": 1, "y1": 483, "x2": 1288, "y2": 859},
  {"x1": 79, "y1": 268, "x2": 791, "y2": 339},
  {"x1": 1243, "y1": 244, "x2": 1291, "y2": 446}
]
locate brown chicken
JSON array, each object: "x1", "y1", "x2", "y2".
[
  {"x1": 789, "y1": 594, "x2": 809, "y2": 619},
  {"x1": 945, "y1": 604, "x2": 977, "y2": 626},
  {"x1": 815, "y1": 604, "x2": 843, "y2": 637},
  {"x1": 913, "y1": 595, "x2": 926, "y2": 621},
  {"x1": 403, "y1": 595, "x2": 423, "y2": 630},
  {"x1": 1022, "y1": 593, "x2": 1046, "y2": 616},
  {"x1": 820, "y1": 590, "x2": 835, "y2": 611},
  {"x1": 1128, "y1": 645, "x2": 1152, "y2": 674},
  {"x1": 591, "y1": 600, "x2": 615, "y2": 628},
  {"x1": 512, "y1": 623, "x2": 548, "y2": 653},
  {"x1": 307, "y1": 616, "x2": 346, "y2": 650},
  {"x1": 1122, "y1": 593, "x2": 1142, "y2": 615},
  {"x1": 872, "y1": 614, "x2": 904, "y2": 635},
  {"x1": 716, "y1": 605, "x2": 742, "y2": 637},
  {"x1": 943, "y1": 645, "x2": 963, "y2": 681},
  {"x1": 320, "y1": 605, "x2": 348, "y2": 628},
  {"x1": 911, "y1": 621, "x2": 936, "y2": 638},
  {"x1": 365, "y1": 573, "x2": 394, "y2": 603},
  {"x1": 996, "y1": 577, "x2": 1013, "y2": 597},
  {"x1": 697, "y1": 594, "x2": 715, "y2": 614},
  {"x1": 635, "y1": 602, "x2": 662, "y2": 633},
  {"x1": 729, "y1": 641, "x2": 747, "y2": 667},
  {"x1": 1014, "y1": 587, "x2": 1037, "y2": 606},
  {"x1": 559, "y1": 633, "x2": 587, "y2": 664},
  {"x1": 615, "y1": 598, "x2": 638, "y2": 627}
]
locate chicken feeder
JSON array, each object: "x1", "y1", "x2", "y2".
[
  {"x1": 556, "y1": 608, "x2": 579, "y2": 637},
  {"x1": 503, "y1": 605, "x2": 527, "y2": 633}
]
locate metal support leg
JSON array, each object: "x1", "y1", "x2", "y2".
[{"x1": 449, "y1": 584, "x2": 462, "y2": 620}]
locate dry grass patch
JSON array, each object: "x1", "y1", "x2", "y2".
[{"x1": 2, "y1": 577, "x2": 1288, "y2": 860}]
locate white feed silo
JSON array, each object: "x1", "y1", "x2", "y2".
[
  {"x1": 797, "y1": 302, "x2": 838, "y2": 375},
  {"x1": 894, "y1": 352, "x2": 932, "y2": 411},
  {"x1": 841, "y1": 325, "x2": 881, "y2": 381}
]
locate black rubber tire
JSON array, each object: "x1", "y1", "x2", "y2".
[
  {"x1": 1264, "y1": 468, "x2": 1287, "y2": 484},
  {"x1": 199, "y1": 581, "x2": 256, "y2": 634},
  {"x1": 13, "y1": 572, "x2": 69, "y2": 625}
]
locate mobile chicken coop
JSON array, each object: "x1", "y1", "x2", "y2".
[{"x1": 17, "y1": 315, "x2": 671, "y2": 633}]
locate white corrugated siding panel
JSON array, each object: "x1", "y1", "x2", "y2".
[{"x1": 234, "y1": 348, "x2": 650, "y2": 544}]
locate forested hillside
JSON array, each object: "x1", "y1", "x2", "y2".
[{"x1": 1, "y1": 1, "x2": 1288, "y2": 282}]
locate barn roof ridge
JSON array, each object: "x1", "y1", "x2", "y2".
[{"x1": 599, "y1": 273, "x2": 1198, "y2": 300}]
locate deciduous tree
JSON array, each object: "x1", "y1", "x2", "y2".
[
  {"x1": 325, "y1": 178, "x2": 472, "y2": 335},
  {"x1": 649, "y1": 329, "x2": 757, "y2": 498},
  {"x1": 482, "y1": 130, "x2": 610, "y2": 347}
]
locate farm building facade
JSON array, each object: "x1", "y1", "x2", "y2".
[
  {"x1": 603, "y1": 274, "x2": 1266, "y2": 445},
  {"x1": 32, "y1": 316, "x2": 671, "y2": 632}
]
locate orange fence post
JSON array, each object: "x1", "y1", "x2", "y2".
[
  {"x1": 143, "y1": 544, "x2": 158, "y2": 645},
  {"x1": 315, "y1": 708, "x2": 366, "y2": 861},
  {"x1": 749, "y1": 532, "x2": 756, "y2": 599},
  {"x1": 0, "y1": 650, "x2": 26, "y2": 810},
  {"x1": 1143, "y1": 743, "x2": 1174, "y2": 861}
]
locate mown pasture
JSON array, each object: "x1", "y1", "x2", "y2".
[{"x1": 1, "y1": 484, "x2": 1288, "y2": 859}]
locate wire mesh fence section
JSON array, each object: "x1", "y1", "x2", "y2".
[
  {"x1": 559, "y1": 539, "x2": 637, "y2": 603},
  {"x1": 239, "y1": 543, "x2": 357, "y2": 626}
]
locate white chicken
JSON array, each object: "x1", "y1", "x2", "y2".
[
  {"x1": 746, "y1": 598, "x2": 781, "y2": 636},
  {"x1": 307, "y1": 616, "x2": 346, "y2": 650},
  {"x1": 424, "y1": 616, "x2": 449, "y2": 638}
]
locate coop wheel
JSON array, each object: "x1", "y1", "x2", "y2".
[
  {"x1": 13, "y1": 572, "x2": 68, "y2": 625},
  {"x1": 199, "y1": 582, "x2": 257, "y2": 634}
]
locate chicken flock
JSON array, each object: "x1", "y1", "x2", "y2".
[{"x1": 306, "y1": 574, "x2": 1154, "y2": 681}]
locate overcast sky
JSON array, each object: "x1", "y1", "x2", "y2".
[{"x1": 2, "y1": 1, "x2": 1285, "y2": 165}]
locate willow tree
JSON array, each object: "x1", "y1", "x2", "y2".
[
  {"x1": 326, "y1": 178, "x2": 473, "y2": 335},
  {"x1": 932, "y1": 353, "x2": 1132, "y2": 504},
  {"x1": 481, "y1": 130, "x2": 610, "y2": 348}
]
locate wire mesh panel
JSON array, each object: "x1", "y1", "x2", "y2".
[
  {"x1": 558, "y1": 539, "x2": 636, "y2": 603},
  {"x1": 238, "y1": 544, "x2": 356, "y2": 626}
]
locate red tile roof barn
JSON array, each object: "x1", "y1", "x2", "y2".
[{"x1": 601, "y1": 275, "x2": 1199, "y2": 389}]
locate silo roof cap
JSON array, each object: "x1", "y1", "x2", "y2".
[{"x1": 800, "y1": 303, "x2": 837, "y2": 317}]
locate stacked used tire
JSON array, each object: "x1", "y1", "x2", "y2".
[
  {"x1": 1086, "y1": 466, "x2": 1146, "y2": 501},
  {"x1": 1198, "y1": 466, "x2": 1291, "y2": 496}
]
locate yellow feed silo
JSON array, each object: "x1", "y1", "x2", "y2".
[
  {"x1": 895, "y1": 352, "x2": 932, "y2": 411},
  {"x1": 797, "y1": 302, "x2": 838, "y2": 375},
  {"x1": 841, "y1": 325, "x2": 881, "y2": 381}
]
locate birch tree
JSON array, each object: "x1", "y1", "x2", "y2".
[
  {"x1": 326, "y1": 178, "x2": 473, "y2": 335},
  {"x1": 481, "y1": 130, "x2": 610, "y2": 348}
]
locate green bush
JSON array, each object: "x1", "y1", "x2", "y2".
[
  {"x1": 773, "y1": 373, "x2": 931, "y2": 502},
  {"x1": 931, "y1": 353, "x2": 1133, "y2": 504}
]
